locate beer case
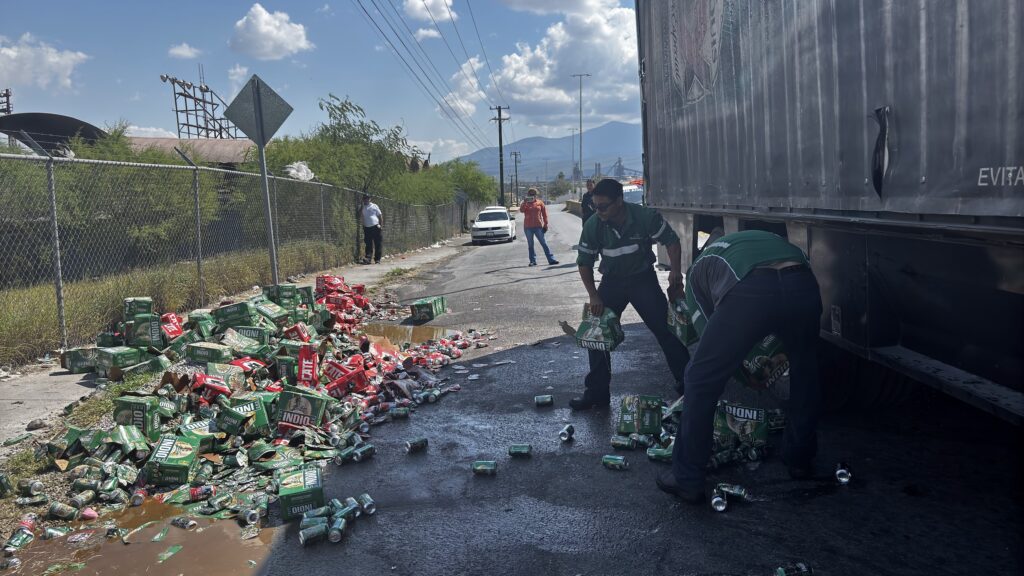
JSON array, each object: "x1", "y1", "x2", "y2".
[
  {"x1": 276, "y1": 466, "x2": 325, "y2": 520},
  {"x1": 113, "y1": 396, "x2": 162, "y2": 441},
  {"x1": 254, "y1": 300, "x2": 290, "y2": 328},
  {"x1": 123, "y1": 297, "x2": 153, "y2": 319},
  {"x1": 714, "y1": 400, "x2": 769, "y2": 448},
  {"x1": 617, "y1": 395, "x2": 663, "y2": 435},
  {"x1": 735, "y1": 334, "x2": 789, "y2": 391},
  {"x1": 221, "y1": 329, "x2": 263, "y2": 357},
  {"x1": 207, "y1": 362, "x2": 246, "y2": 391},
  {"x1": 667, "y1": 298, "x2": 699, "y2": 346},
  {"x1": 228, "y1": 397, "x2": 272, "y2": 437},
  {"x1": 213, "y1": 301, "x2": 259, "y2": 331},
  {"x1": 233, "y1": 325, "x2": 274, "y2": 346},
  {"x1": 575, "y1": 305, "x2": 625, "y2": 352},
  {"x1": 178, "y1": 419, "x2": 220, "y2": 453},
  {"x1": 409, "y1": 296, "x2": 446, "y2": 321},
  {"x1": 185, "y1": 342, "x2": 233, "y2": 364},
  {"x1": 97, "y1": 346, "x2": 144, "y2": 375},
  {"x1": 63, "y1": 346, "x2": 97, "y2": 374},
  {"x1": 131, "y1": 314, "x2": 164, "y2": 347},
  {"x1": 276, "y1": 385, "x2": 329, "y2": 428},
  {"x1": 144, "y1": 435, "x2": 201, "y2": 486}
]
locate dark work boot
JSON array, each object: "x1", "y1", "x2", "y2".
[{"x1": 568, "y1": 392, "x2": 610, "y2": 411}]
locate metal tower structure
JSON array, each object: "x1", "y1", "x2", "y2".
[{"x1": 160, "y1": 67, "x2": 241, "y2": 139}]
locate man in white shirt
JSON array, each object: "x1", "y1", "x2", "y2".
[{"x1": 360, "y1": 194, "x2": 384, "y2": 264}]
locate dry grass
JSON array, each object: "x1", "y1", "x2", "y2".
[{"x1": 0, "y1": 240, "x2": 357, "y2": 366}]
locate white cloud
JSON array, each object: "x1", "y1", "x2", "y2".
[
  {"x1": 229, "y1": 3, "x2": 314, "y2": 61},
  {"x1": 489, "y1": 4, "x2": 639, "y2": 130},
  {"x1": 408, "y1": 138, "x2": 470, "y2": 163},
  {"x1": 500, "y1": 0, "x2": 618, "y2": 16},
  {"x1": 414, "y1": 28, "x2": 441, "y2": 41},
  {"x1": 0, "y1": 33, "x2": 88, "y2": 90},
  {"x1": 374, "y1": 45, "x2": 385, "y2": 52},
  {"x1": 126, "y1": 125, "x2": 178, "y2": 138},
  {"x1": 404, "y1": 0, "x2": 456, "y2": 22},
  {"x1": 440, "y1": 56, "x2": 486, "y2": 118},
  {"x1": 128, "y1": 91, "x2": 142, "y2": 102},
  {"x1": 168, "y1": 42, "x2": 201, "y2": 59},
  {"x1": 315, "y1": 3, "x2": 333, "y2": 15},
  {"x1": 227, "y1": 63, "x2": 249, "y2": 99}
]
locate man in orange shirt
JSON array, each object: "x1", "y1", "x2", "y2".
[{"x1": 519, "y1": 188, "x2": 559, "y2": 266}]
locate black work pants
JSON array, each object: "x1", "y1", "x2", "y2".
[
  {"x1": 672, "y1": 267, "x2": 823, "y2": 491},
  {"x1": 363, "y1": 225, "x2": 382, "y2": 262},
  {"x1": 583, "y1": 268, "x2": 689, "y2": 400}
]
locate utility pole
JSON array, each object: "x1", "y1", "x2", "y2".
[
  {"x1": 569, "y1": 128, "x2": 577, "y2": 197},
  {"x1": 511, "y1": 151, "x2": 521, "y2": 204},
  {"x1": 572, "y1": 73, "x2": 590, "y2": 194},
  {"x1": 490, "y1": 106, "x2": 509, "y2": 205}
]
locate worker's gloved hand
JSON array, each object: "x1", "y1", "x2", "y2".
[{"x1": 589, "y1": 295, "x2": 605, "y2": 317}]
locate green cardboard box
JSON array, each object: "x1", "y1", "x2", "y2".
[
  {"x1": 276, "y1": 385, "x2": 329, "y2": 428},
  {"x1": 96, "y1": 331, "x2": 123, "y2": 347},
  {"x1": 113, "y1": 396, "x2": 162, "y2": 441},
  {"x1": 735, "y1": 334, "x2": 789, "y2": 391},
  {"x1": 263, "y1": 284, "x2": 298, "y2": 303},
  {"x1": 221, "y1": 328, "x2": 263, "y2": 356},
  {"x1": 213, "y1": 301, "x2": 259, "y2": 331},
  {"x1": 163, "y1": 329, "x2": 202, "y2": 361},
  {"x1": 131, "y1": 313, "x2": 164, "y2": 347},
  {"x1": 178, "y1": 419, "x2": 220, "y2": 453},
  {"x1": 409, "y1": 296, "x2": 446, "y2": 321},
  {"x1": 667, "y1": 298, "x2": 700, "y2": 346},
  {"x1": 715, "y1": 400, "x2": 769, "y2": 448},
  {"x1": 207, "y1": 362, "x2": 246, "y2": 390},
  {"x1": 144, "y1": 435, "x2": 201, "y2": 486},
  {"x1": 275, "y1": 355, "x2": 296, "y2": 385},
  {"x1": 233, "y1": 325, "x2": 274, "y2": 345},
  {"x1": 63, "y1": 346, "x2": 97, "y2": 374},
  {"x1": 276, "y1": 465, "x2": 325, "y2": 520},
  {"x1": 617, "y1": 395, "x2": 663, "y2": 435},
  {"x1": 254, "y1": 300, "x2": 290, "y2": 328},
  {"x1": 276, "y1": 339, "x2": 307, "y2": 357},
  {"x1": 185, "y1": 342, "x2": 233, "y2": 364},
  {"x1": 97, "y1": 346, "x2": 143, "y2": 374},
  {"x1": 575, "y1": 305, "x2": 625, "y2": 352},
  {"x1": 297, "y1": 286, "x2": 315, "y2": 307},
  {"x1": 123, "y1": 297, "x2": 153, "y2": 319},
  {"x1": 224, "y1": 397, "x2": 271, "y2": 437}
]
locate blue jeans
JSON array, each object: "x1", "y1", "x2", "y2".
[
  {"x1": 672, "y1": 266, "x2": 823, "y2": 490},
  {"x1": 525, "y1": 227, "x2": 556, "y2": 264}
]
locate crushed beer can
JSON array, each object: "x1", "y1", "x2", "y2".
[
  {"x1": 710, "y1": 489, "x2": 728, "y2": 512},
  {"x1": 16, "y1": 478, "x2": 44, "y2": 496},
  {"x1": 356, "y1": 493, "x2": 375, "y2": 515},
  {"x1": 405, "y1": 437, "x2": 428, "y2": 454},
  {"x1": 559, "y1": 425, "x2": 575, "y2": 442},
  {"x1": 48, "y1": 501, "x2": 79, "y2": 521},
  {"x1": 352, "y1": 443, "x2": 376, "y2": 461},
  {"x1": 0, "y1": 473, "x2": 12, "y2": 498},
  {"x1": 534, "y1": 395, "x2": 554, "y2": 407},
  {"x1": 716, "y1": 483, "x2": 748, "y2": 500},
  {"x1": 299, "y1": 524, "x2": 328, "y2": 546},
  {"x1": 170, "y1": 516, "x2": 198, "y2": 530},
  {"x1": 610, "y1": 435, "x2": 637, "y2": 450},
  {"x1": 646, "y1": 447, "x2": 673, "y2": 463},
  {"x1": 472, "y1": 461, "x2": 497, "y2": 476},
  {"x1": 601, "y1": 455, "x2": 629, "y2": 470},
  {"x1": 773, "y1": 562, "x2": 813, "y2": 575},
  {"x1": 835, "y1": 463, "x2": 851, "y2": 485},
  {"x1": 328, "y1": 517, "x2": 347, "y2": 543},
  {"x1": 508, "y1": 444, "x2": 532, "y2": 458},
  {"x1": 298, "y1": 517, "x2": 328, "y2": 530}
]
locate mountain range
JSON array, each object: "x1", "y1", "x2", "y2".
[{"x1": 457, "y1": 121, "x2": 643, "y2": 182}]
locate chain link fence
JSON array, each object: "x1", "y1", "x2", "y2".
[{"x1": 0, "y1": 152, "x2": 479, "y2": 366}]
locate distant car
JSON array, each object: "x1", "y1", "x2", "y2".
[
  {"x1": 622, "y1": 184, "x2": 645, "y2": 205},
  {"x1": 470, "y1": 206, "x2": 516, "y2": 244}
]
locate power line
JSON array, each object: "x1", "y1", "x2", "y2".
[
  {"x1": 353, "y1": 0, "x2": 489, "y2": 150},
  {"x1": 369, "y1": 0, "x2": 490, "y2": 148},
  {"x1": 379, "y1": 0, "x2": 494, "y2": 147},
  {"x1": 465, "y1": 0, "x2": 507, "y2": 105},
  {"x1": 463, "y1": 0, "x2": 518, "y2": 149},
  {"x1": 442, "y1": 0, "x2": 490, "y2": 105},
  {"x1": 421, "y1": 1, "x2": 484, "y2": 111}
]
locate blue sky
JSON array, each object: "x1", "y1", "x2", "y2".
[{"x1": 1, "y1": 0, "x2": 639, "y2": 161}]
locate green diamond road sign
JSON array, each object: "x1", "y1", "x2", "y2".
[{"x1": 224, "y1": 74, "x2": 292, "y2": 146}]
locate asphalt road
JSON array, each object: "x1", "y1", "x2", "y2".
[{"x1": 259, "y1": 206, "x2": 1022, "y2": 576}]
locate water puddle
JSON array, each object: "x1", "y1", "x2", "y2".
[
  {"x1": 361, "y1": 323, "x2": 458, "y2": 345},
  {"x1": 13, "y1": 500, "x2": 280, "y2": 575}
]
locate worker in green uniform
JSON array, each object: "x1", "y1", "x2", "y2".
[
  {"x1": 572, "y1": 178, "x2": 689, "y2": 410},
  {"x1": 656, "y1": 229, "x2": 823, "y2": 502}
]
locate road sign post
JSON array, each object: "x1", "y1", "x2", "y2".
[{"x1": 224, "y1": 74, "x2": 293, "y2": 285}]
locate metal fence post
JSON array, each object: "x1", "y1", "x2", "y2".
[
  {"x1": 175, "y1": 148, "x2": 205, "y2": 306},
  {"x1": 319, "y1": 181, "x2": 328, "y2": 270}
]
